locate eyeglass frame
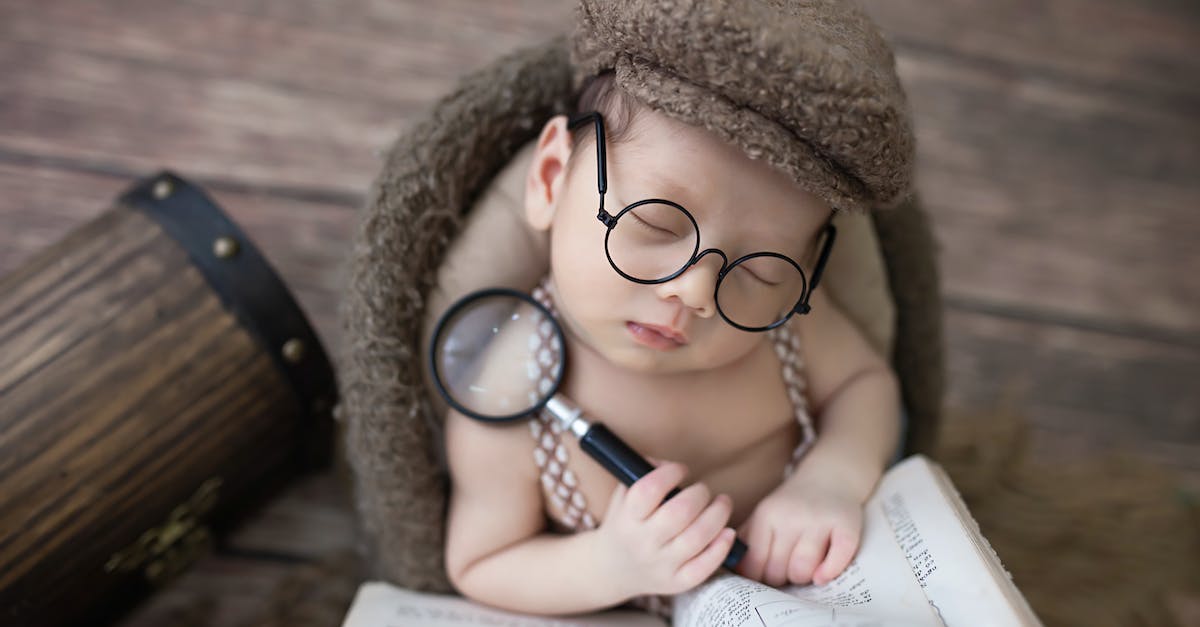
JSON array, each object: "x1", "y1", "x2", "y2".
[{"x1": 566, "y1": 110, "x2": 838, "y2": 332}]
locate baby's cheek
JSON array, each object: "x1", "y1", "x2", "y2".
[{"x1": 550, "y1": 211, "x2": 607, "y2": 270}]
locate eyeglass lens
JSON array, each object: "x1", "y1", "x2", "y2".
[{"x1": 606, "y1": 202, "x2": 806, "y2": 330}]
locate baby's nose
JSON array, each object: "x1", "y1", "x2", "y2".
[{"x1": 653, "y1": 255, "x2": 721, "y2": 318}]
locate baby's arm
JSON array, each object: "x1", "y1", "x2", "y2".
[
  {"x1": 791, "y1": 289, "x2": 902, "y2": 499},
  {"x1": 443, "y1": 407, "x2": 623, "y2": 614},
  {"x1": 439, "y1": 303, "x2": 732, "y2": 613},
  {"x1": 736, "y1": 290, "x2": 901, "y2": 587},
  {"x1": 444, "y1": 407, "x2": 735, "y2": 615}
]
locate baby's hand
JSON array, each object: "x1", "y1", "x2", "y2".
[
  {"x1": 593, "y1": 462, "x2": 737, "y2": 599},
  {"x1": 735, "y1": 475, "x2": 863, "y2": 587}
]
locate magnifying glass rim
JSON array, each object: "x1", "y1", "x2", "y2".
[{"x1": 429, "y1": 287, "x2": 567, "y2": 423}]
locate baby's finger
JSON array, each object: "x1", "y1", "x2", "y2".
[
  {"x1": 603, "y1": 483, "x2": 626, "y2": 517},
  {"x1": 624, "y1": 462, "x2": 687, "y2": 520},
  {"x1": 647, "y1": 482, "x2": 713, "y2": 544},
  {"x1": 664, "y1": 493, "x2": 731, "y2": 559},
  {"x1": 675, "y1": 527, "x2": 736, "y2": 590},
  {"x1": 736, "y1": 524, "x2": 771, "y2": 582},
  {"x1": 813, "y1": 525, "x2": 860, "y2": 585},
  {"x1": 764, "y1": 531, "x2": 801, "y2": 587},
  {"x1": 785, "y1": 530, "x2": 831, "y2": 586}
]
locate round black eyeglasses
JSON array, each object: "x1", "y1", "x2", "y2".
[{"x1": 567, "y1": 111, "x2": 837, "y2": 332}]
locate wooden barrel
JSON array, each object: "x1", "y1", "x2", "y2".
[{"x1": 0, "y1": 172, "x2": 337, "y2": 627}]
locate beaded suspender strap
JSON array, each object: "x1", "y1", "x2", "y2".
[
  {"x1": 529, "y1": 281, "x2": 598, "y2": 531},
  {"x1": 772, "y1": 322, "x2": 817, "y2": 478}
]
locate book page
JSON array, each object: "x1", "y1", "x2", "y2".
[
  {"x1": 876, "y1": 456, "x2": 1042, "y2": 627},
  {"x1": 340, "y1": 582, "x2": 665, "y2": 627},
  {"x1": 674, "y1": 495, "x2": 942, "y2": 627}
]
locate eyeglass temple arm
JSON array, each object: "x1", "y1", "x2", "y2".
[
  {"x1": 797, "y1": 223, "x2": 837, "y2": 313},
  {"x1": 568, "y1": 111, "x2": 608, "y2": 215}
]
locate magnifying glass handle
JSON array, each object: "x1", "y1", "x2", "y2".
[{"x1": 578, "y1": 422, "x2": 748, "y2": 571}]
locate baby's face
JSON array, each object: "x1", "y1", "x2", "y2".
[{"x1": 527, "y1": 108, "x2": 830, "y2": 374}]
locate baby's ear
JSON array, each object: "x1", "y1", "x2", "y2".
[{"x1": 524, "y1": 115, "x2": 573, "y2": 231}]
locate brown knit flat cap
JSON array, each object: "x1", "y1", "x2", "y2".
[{"x1": 570, "y1": 0, "x2": 915, "y2": 213}]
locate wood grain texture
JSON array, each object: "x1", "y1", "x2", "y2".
[
  {"x1": 944, "y1": 309, "x2": 1200, "y2": 473},
  {"x1": 0, "y1": 0, "x2": 572, "y2": 194},
  {"x1": 0, "y1": 163, "x2": 353, "y2": 355},
  {"x1": 114, "y1": 473, "x2": 357, "y2": 627},
  {"x1": 861, "y1": 0, "x2": 1200, "y2": 107},
  {"x1": 862, "y1": 0, "x2": 1200, "y2": 336},
  {"x1": 0, "y1": 207, "x2": 313, "y2": 625},
  {"x1": 902, "y1": 51, "x2": 1200, "y2": 337},
  {"x1": 116, "y1": 555, "x2": 313, "y2": 627},
  {"x1": 222, "y1": 472, "x2": 355, "y2": 560}
]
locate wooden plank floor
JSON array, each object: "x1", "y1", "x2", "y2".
[{"x1": 1, "y1": 0, "x2": 1197, "y2": 625}]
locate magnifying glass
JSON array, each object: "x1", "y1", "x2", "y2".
[{"x1": 430, "y1": 287, "x2": 747, "y2": 570}]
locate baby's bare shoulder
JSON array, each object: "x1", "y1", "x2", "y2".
[
  {"x1": 441, "y1": 304, "x2": 551, "y2": 571},
  {"x1": 443, "y1": 406, "x2": 546, "y2": 582},
  {"x1": 441, "y1": 317, "x2": 545, "y2": 485},
  {"x1": 792, "y1": 290, "x2": 893, "y2": 409}
]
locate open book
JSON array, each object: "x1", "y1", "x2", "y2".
[{"x1": 341, "y1": 455, "x2": 1042, "y2": 627}]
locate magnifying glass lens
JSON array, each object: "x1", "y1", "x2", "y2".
[{"x1": 432, "y1": 291, "x2": 564, "y2": 421}]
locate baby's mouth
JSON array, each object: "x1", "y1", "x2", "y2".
[{"x1": 626, "y1": 321, "x2": 689, "y2": 350}]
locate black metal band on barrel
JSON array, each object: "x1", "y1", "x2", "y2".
[{"x1": 119, "y1": 171, "x2": 335, "y2": 470}]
